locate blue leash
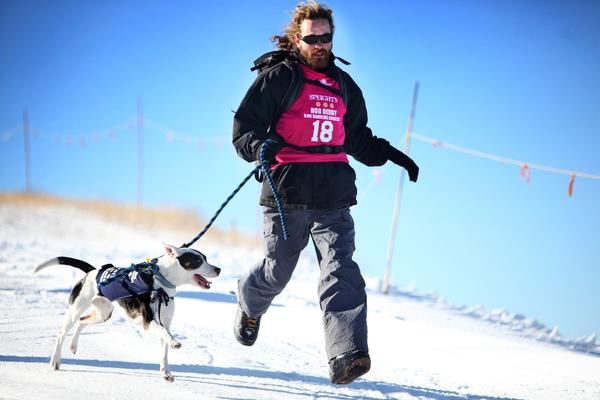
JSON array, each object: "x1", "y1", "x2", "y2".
[
  {"x1": 181, "y1": 139, "x2": 288, "y2": 249},
  {"x1": 259, "y1": 140, "x2": 289, "y2": 241}
]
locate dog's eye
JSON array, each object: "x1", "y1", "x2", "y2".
[{"x1": 176, "y1": 253, "x2": 202, "y2": 270}]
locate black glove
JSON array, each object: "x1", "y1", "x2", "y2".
[
  {"x1": 388, "y1": 146, "x2": 419, "y2": 182},
  {"x1": 255, "y1": 141, "x2": 284, "y2": 165}
]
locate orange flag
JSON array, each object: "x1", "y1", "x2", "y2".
[
  {"x1": 568, "y1": 173, "x2": 576, "y2": 197},
  {"x1": 520, "y1": 163, "x2": 531, "y2": 183}
]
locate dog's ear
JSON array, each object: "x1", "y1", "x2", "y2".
[{"x1": 163, "y1": 243, "x2": 182, "y2": 258}]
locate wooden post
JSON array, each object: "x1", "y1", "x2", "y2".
[
  {"x1": 137, "y1": 98, "x2": 144, "y2": 208},
  {"x1": 382, "y1": 82, "x2": 419, "y2": 294},
  {"x1": 22, "y1": 110, "x2": 32, "y2": 192}
]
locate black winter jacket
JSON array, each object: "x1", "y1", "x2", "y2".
[{"x1": 232, "y1": 55, "x2": 399, "y2": 209}]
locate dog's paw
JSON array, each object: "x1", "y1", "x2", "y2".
[
  {"x1": 70, "y1": 343, "x2": 77, "y2": 355},
  {"x1": 170, "y1": 341, "x2": 182, "y2": 350},
  {"x1": 162, "y1": 372, "x2": 175, "y2": 382},
  {"x1": 50, "y1": 360, "x2": 60, "y2": 370}
]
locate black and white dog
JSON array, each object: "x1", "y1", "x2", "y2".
[{"x1": 35, "y1": 243, "x2": 220, "y2": 382}]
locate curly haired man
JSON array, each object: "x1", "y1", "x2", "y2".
[{"x1": 232, "y1": 1, "x2": 418, "y2": 384}]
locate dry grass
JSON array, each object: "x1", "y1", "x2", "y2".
[{"x1": 0, "y1": 191, "x2": 260, "y2": 247}]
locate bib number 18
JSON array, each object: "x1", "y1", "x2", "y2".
[{"x1": 311, "y1": 120, "x2": 333, "y2": 143}]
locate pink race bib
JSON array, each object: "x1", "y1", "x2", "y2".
[{"x1": 274, "y1": 64, "x2": 348, "y2": 165}]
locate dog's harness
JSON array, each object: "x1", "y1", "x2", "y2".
[
  {"x1": 96, "y1": 260, "x2": 175, "y2": 326},
  {"x1": 150, "y1": 287, "x2": 172, "y2": 327},
  {"x1": 97, "y1": 259, "x2": 175, "y2": 291}
]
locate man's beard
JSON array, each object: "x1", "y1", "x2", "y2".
[{"x1": 299, "y1": 47, "x2": 331, "y2": 69}]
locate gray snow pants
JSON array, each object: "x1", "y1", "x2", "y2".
[{"x1": 237, "y1": 207, "x2": 368, "y2": 360}]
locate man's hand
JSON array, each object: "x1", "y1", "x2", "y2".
[
  {"x1": 255, "y1": 141, "x2": 284, "y2": 164},
  {"x1": 388, "y1": 147, "x2": 419, "y2": 182}
]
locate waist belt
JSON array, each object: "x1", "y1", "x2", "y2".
[{"x1": 285, "y1": 143, "x2": 345, "y2": 154}]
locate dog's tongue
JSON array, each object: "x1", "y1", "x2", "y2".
[{"x1": 194, "y1": 274, "x2": 211, "y2": 290}]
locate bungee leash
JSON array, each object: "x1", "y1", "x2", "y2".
[
  {"x1": 96, "y1": 141, "x2": 287, "y2": 326},
  {"x1": 180, "y1": 139, "x2": 288, "y2": 249},
  {"x1": 259, "y1": 139, "x2": 289, "y2": 241}
]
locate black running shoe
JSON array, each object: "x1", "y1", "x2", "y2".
[
  {"x1": 234, "y1": 306, "x2": 261, "y2": 346},
  {"x1": 329, "y1": 350, "x2": 371, "y2": 385}
]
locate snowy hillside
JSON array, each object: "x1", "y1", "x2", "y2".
[{"x1": 1, "y1": 196, "x2": 599, "y2": 400}]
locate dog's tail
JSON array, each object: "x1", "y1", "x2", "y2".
[{"x1": 34, "y1": 257, "x2": 96, "y2": 274}]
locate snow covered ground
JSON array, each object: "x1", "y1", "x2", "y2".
[{"x1": 1, "y1": 198, "x2": 599, "y2": 400}]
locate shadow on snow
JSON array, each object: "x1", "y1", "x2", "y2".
[{"x1": 0, "y1": 354, "x2": 522, "y2": 400}]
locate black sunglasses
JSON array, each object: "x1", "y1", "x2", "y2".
[{"x1": 300, "y1": 33, "x2": 333, "y2": 45}]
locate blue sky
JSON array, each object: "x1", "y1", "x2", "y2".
[{"x1": 1, "y1": 0, "x2": 599, "y2": 339}]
